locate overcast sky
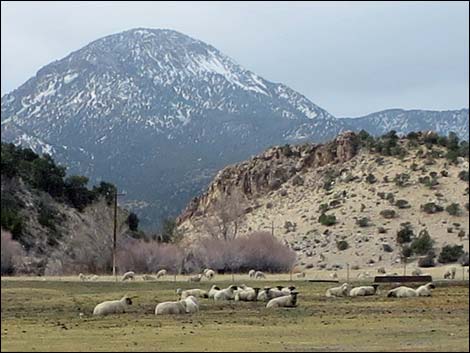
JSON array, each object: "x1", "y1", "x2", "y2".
[{"x1": 1, "y1": 1, "x2": 468, "y2": 117}]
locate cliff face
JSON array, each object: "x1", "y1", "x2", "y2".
[{"x1": 178, "y1": 131, "x2": 360, "y2": 223}]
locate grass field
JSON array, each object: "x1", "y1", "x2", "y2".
[{"x1": 1, "y1": 276, "x2": 469, "y2": 352}]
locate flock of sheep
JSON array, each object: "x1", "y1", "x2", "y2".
[{"x1": 89, "y1": 267, "x2": 445, "y2": 317}]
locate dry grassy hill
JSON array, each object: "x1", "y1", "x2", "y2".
[{"x1": 178, "y1": 131, "x2": 469, "y2": 271}]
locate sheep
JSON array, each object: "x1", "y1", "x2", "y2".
[
  {"x1": 296, "y1": 272, "x2": 306, "y2": 278},
  {"x1": 189, "y1": 274, "x2": 202, "y2": 282},
  {"x1": 411, "y1": 268, "x2": 422, "y2": 276},
  {"x1": 330, "y1": 272, "x2": 338, "y2": 279},
  {"x1": 377, "y1": 267, "x2": 386, "y2": 274},
  {"x1": 214, "y1": 285, "x2": 239, "y2": 301},
  {"x1": 357, "y1": 271, "x2": 370, "y2": 279},
  {"x1": 204, "y1": 269, "x2": 215, "y2": 280},
  {"x1": 444, "y1": 267, "x2": 457, "y2": 279},
  {"x1": 255, "y1": 271, "x2": 266, "y2": 279},
  {"x1": 278, "y1": 285, "x2": 296, "y2": 296},
  {"x1": 79, "y1": 273, "x2": 88, "y2": 281},
  {"x1": 208, "y1": 285, "x2": 221, "y2": 299},
  {"x1": 121, "y1": 271, "x2": 135, "y2": 281},
  {"x1": 89, "y1": 275, "x2": 99, "y2": 281},
  {"x1": 179, "y1": 288, "x2": 209, "y2": 300},
  {"x1": 155, "y1": 300, "x2": 187, "y2": 315},
  {"x1": 349, "y1": 284, "x2": 380, "y2": 297},
  {"x1": 93, "y1": 295, "x2": 134, "y2": 316},
  {"x1": 387, "y1": 286, "x2": 417, "y2": 298},
  {"x1": 257, "y1": 287, "x2": 287, "y2": 301},
  {"x1": 266, "y1": 292, "x2": 298, "y2": 308},
  {"x1": 248, "y1": 269, "x2": 256, "y2": 278},
  {"x1": 142, "y1": 274, "x2": 156, "y2": 281},
  {"x1": 235, "y1": 287, "x2": 261, "y2": 302},
  {"x1": 257, "y1": 287, "x2": 272, "y2": 301},
  {"x1": 155, "y1": 269, "x2": 167, "y2": 279},
  {"x1": 183, "y1": 296, "x2": 199, "y2": 313},
  {"x1": 325, "y1": 283, "x2": 350, "y2": 298},
  {"x1": 415, "y1": 282, "x2": 436, "y2": 297}
]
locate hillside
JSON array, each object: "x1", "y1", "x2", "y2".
[
  {"x1": 178, "y1": 131, "x2": 469, "y2": 270},
  {"x1": 1, "y1": 143, "x2": 134, "y2": 275},
  {"x1": 2, "y1": 28, "x2": 468, "y2": 230}
]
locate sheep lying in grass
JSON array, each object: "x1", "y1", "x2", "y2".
[
  {"x1": 415, "y1": 282, "x2": 436, "y2": 297},
  {"x1": 326, "y1": 283, "x2": 350, "y2": 297},
  {"x1": 202, "y1": 269, "x2": 215, "y2": 280},
  {"x1": 257, "y1": 286, "x2": 290, "y2": 301},
  {"x1": 93, "y1": 295, "x2": 134, "y2": 316},
  {"x1": 249, "y1": 269, "x2": 256, "y2": 278},
  {"x1": 142, "y1": 274, "x2": 156, "y2": 281},
  {"x1": 266, "y1": 292, "x2": 298, "y2": 308},
  {"x1": 79, "y1": 273, "x2": 88, "y2": 281},
  {"x1": 255, "y1": 271, "x2": 266, "y2": 279},
  {"x1": 214, "y1": 285, "x2": 238, "y2": 301},
  {"x1": 178, "y1": 288, "x2": 209, "y2": 299},
  {"x1": 349, "y1": 284, "x2": 379, "y2": 297},
  {"x1": 235, "y1": 286, "x2": 260, "y2": 302},
  {"x1": 208, "y1": 285, "x2": 221, "y2": 299},
  {"x1": 156, "y1": 269, "x2": 167, "y2": 279},
  {"x1": 189, "y1": 274, "x2": 202, "y2": 282},
  {"x1": 121, "y1": 271, "x2": 135, "y2": 281},
  {"x1": 444, "y1": 267, "x2": 456, "y2": 279},
  {"x1": 155, "y1": 300, "x2": 187, "y2": 315},
  {"x1": 387, "y1": 283, "x2": 435, "y2": 298},
  {"x1": 279, "y1": 285, "x2": 296, "y2": 296},
  {"x1": 183, "y1": 296, "x2": 199, "y2": 313}
]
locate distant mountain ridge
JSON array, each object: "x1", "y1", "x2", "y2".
[{"x1": 1, "y1": 28, "x2": 468, "y2": 228}]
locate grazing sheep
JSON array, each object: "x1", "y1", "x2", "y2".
[
  {"x1": 89, "y1": 275, "x2": 99, "y2": 281},
  {"x1": 142, "y1": 274, "x2": 156, "y2": 281},
  {"x1": 208, "y1": 285, "x2": 221, "y2": 299},
  {"x1": 266, "y1": 292, "x2": 298, "y2": 308},
  {"x1": 248, "y1": 269, "x2": 256, "y2": 278},
  {"x1": 179, "y1": 288, "x2": 209, "y2": 299},
  {"x1": 387, "y1": 286, "x2": 417, "y2": 298},
  {"x1": 330, "y1": 272, "x2": 338, "y2": 279},
  {"x1": 349, "y1": 284, "x2": 379, "y2": 297},
  {"x1": 214, "y1": 285, "x2": 239, "y2": 301},
  {"x1": 326, "y1": 283, "x2": 350, "y2": 298},
  {"x1": 93, "y1": 295, "x2": 134, "y2": 316},
  {"x1": 204, "y1": 269, "x2": 215, "y2": 280},
  {"x1": 411, "y1": 268, "x2": 422, "y2": 276},
  {"x1": 156, "y1": 269, "x2": 167, "y2": 279},
  {"x1": 377, "y1": 267, "x2": 386, "y2": 274},
  {"x1": 235, "y1": 287, "x2": 261, "y2": 302},
  {"x1": 415, "y1": 282, "x2": 436, "y2": 297},
  {"x1": 255, "y1": 271, "x2": 266, "y2": 279},
  {"x1": 444, "y1": 267, "x2": 457, "y2": 279},
  {"x1": 155, "y1": 300, "x2": 187, "y2": 315},
  {"x1": 296, "y1": 272, "x2": 306, "y2": 278},
  {"x1": 121, "y1": 271, "x2": 135, "y2": 281},
  {"x1": 189, "y1": 274, "x2": 202, "y2": 282},
  {"x1": 183, "y1": 296, "x2": 199, "y2": 313}
]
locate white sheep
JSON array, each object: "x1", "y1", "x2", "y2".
[
  {"x1": 142, "y1": 274, "x2": 156, "y2": 281},
  {"x1": 415, "y1": 282, "x2": 436, "y2": 297},
  {"x1": 89, "y1": 275, "x2": 99, "y2": 281},
  {"x1": 93, "y1": 295, "x2": 134, "y2": 316},
  {"x1": 266, "y1": 292, "x2": 298, "y2": 308},
  {"x1": 208, "y1": 285, "x2": 221, "y2": 299},
  {"x1": 296, "y1": 272, "x2": 306, "y2": 278},
  {"x1": 326, "y1": 283, "x2": 350, "y2": 297},
  {"x1": 121, "y1": 271, "x2": 135, "y2": 281},
  {"x1": 349, "y1": 284, "x2": 379, "y2": 297},
  {"x1": 79, "y1": 273, "x2": 88, "y2": 281},
  {"x1": 255, "y1": 271, "x2": 266, "y2": 279},
  {"x1": 411, "y1": 268, "x2": 422, "y2": 276},
  {"x1": 183, "y1": 296, "x2": 199, "y2": 313},
  {"x1": 155, "y1": 300, "x2": 187, "y2": 315},
  {"x1": 214, "y1": 285, "x2": 238, "y2": 301},
  {"x1": 248, "y1": 269, "x2": 256, "y2": 278},
  {"x1": 156, "y1": 269, "x2": 167, "y2": 279},
  {"x1": 387, "y1": 286, "x2": 417, "y2": 298},
  {"x1": 278, "y1": 285, "x2": 296, "y2": 296},
  {"x1": 189, "y1": 274, "x2": 202, "y2": 282},
  {"x1": 444, "y1": 267, "x2": 457, "y2": 280},
  {"x1": 330, "y1": 272, "x2": 338, "y2": 279},
  {"x1": 179, "y1": 288, "x2": 209, "y2": 299},
  {"x1": 257, "y1": 287, "x2": 287, "y2": 301},
  {"x1": 235, "y1": 287, "x2": 261, "y2": 302},
  {"x1": 204, "y1": 269, "x2": 215, "y2": 280}
]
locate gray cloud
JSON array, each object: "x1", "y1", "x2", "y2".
[{"x1": 1, "y1": 1, "x2": 468, "y2": 116}]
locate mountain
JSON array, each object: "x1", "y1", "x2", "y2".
[
  {"x1": 1, "y1": 28, "x2": 468, "y2": 229},
  {"x1": 341, "y1": 108, "x2": 469, "y2": 140},
  {"x1": 177, "y1": 131, "x2": 469, "y2": 269},
  {"x1": 1, "y1": 28, "x2": 343, "y2": 229}
]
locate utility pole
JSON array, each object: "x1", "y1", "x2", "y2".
[{"x1": 111, "y1": 188, "x2": 126, "y2": 282}]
